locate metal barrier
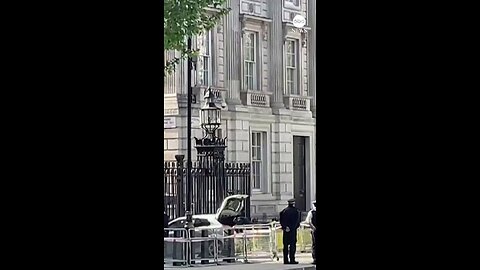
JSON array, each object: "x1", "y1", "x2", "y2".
[
  {"x1": 164, "y1": 228, "x2": 190, "y2": 266},
  {"x1": 188, "y1": 227, "x2": 219, "y2": 264},
  {"x1": 164, "y1": 227, "x2": 237, "y2": 267},
  {"x1": 216, "y1": 228, "x2": 237, "y2": 262},
  {"x1": 233, "y1": 223, "x2": 279, "y2": 263},
  {"x1": 164, "y1": 223, "x2": 313, "y2": 267},
  {"x1": 273, "y1": 222, "x2": 313, "y2": 253}
]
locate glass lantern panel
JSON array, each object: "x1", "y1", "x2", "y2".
[
  {"x1": 200, "y1": 110, "x2": 207, "y2": 124},
  {"x1": 216, "y1": 110, "x2": 221, "y2": 124},
  {"x1": 208, "y1": 109, "x2": 217, "y2": 124}
]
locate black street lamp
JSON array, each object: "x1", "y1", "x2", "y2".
[
  {"x1": 200, "y1": 87, "x2": 222, "y2": 137},
  {"x1": 195, "y1": 87, "x2": 227, "y2": 211}
]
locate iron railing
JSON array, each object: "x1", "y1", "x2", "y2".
[{"x1": 164, "y1": 156, "x2": 251, "y2": 220}]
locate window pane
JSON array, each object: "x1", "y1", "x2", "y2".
[
  {"x1": 287, "y1": 41, "x2": 293, "y2": 53},
  {"x1": 245, "y1": 34, "x2": 251, "y2": 47},
  {"x1": 243, "y1": 32, "x2": 258, "y2": 90},
  {"x1": 251, "y1": 132, "x2": 266, "y2": 191},
  {"x1": 203, "y1": 55, "x2": 209, "y2": 85},
  {"x1": 286, "y1": 40, "x2": 297, "y2": 94},
  {"x1": 203, "y1": 71, "x2": 209, "y2": 85},
  {"x1": 254, "y1": 162, "x2": 261, "y2": 188},
  {"x1": 203, "y1": 56, "x2": 208, "y2": 69},
  {"x1": 205, "y1": 32, "x2": 210, "y2": 54}
]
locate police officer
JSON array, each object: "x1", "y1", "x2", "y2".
[
  {"x1": 279, "y1": 198, "x2": 301, "y2": 264},
  {"x1": 305, "y1": 200, "x2": 317, "y2": 264}
]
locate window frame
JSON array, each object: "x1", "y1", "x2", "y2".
[
  {"x1": 197, "y1": 29, "x2": 214, "y2": 86},
  {"x1": 203, "y1": 30, "x2": 213, "y2": 86},
  {"x1": 242, "y1": 30, "x2": 261, "y2": 91},
  {"x1": 251, "y1": 131, "x2": 263, "y2": 191},
  {"x1": 243, "y1": 31, "x2": 257, "y2": 91},
  {"x1": 249, "y1": 125, "x2": 271, "y2": 194},
  {"x1": 285, "y1": 38, "x2": 299, "y2": 95}
]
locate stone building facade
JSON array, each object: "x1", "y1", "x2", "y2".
[{"x1": 164, "y1": 0, "x2": 316, "y2": 217}]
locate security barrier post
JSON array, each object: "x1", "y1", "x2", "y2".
[{"x1": 200, "y1": 229, "x2": 209, "y2": 264}]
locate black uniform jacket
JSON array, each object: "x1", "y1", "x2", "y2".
[{"x1": 279, "y1": 206, "x2": 301, "y2": 230}]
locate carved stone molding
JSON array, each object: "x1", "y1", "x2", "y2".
[
  {"x1": 248, "y1": 3, "x2": 254, "y2": 13},
  {"x1": 301, "y1": 32, "x2": 307, "y2": 47},
  {"x1": 262, "y1": 21, "x2": 268, "y2": 41},
  {"x1": 240, "y1": 16, "x2": 247, "y2": 36}
]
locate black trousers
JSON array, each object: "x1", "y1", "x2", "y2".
[
  {"x1": 311, "y1": 230, "x2": 316, "y2": 261},
  {"x1": 283, "y1": 230, "x2": 297, "y2": 263}
]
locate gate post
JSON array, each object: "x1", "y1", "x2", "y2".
[
  {"x1": 175, "y1": 155, "x2": 185, "y2": 218},
  {"x1": 173, "y1": 155, "x2": 185, "y2": 266}
]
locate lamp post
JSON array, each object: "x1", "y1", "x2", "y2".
[
  {"x1": 195, "y1": 87, "x2": 227, "y2": 209},
  {"x1": 183, "y1": 36, "x2": 195, "y2": 266},
  {"x1": 185, "y1": 37, "x2": 194, "y2": 228},
  {"x1": 197, "y1": 87, "x2": 225, "y2": 264}
]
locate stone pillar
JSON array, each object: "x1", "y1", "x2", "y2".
[
  {"x1": 270, "y1": 2, "x2": 284, "y2": 109},
  {"x1": 271, "y1": 120, "x2": 293, "y2": 202},
  {"x1": 224, "y1": 0, "x2": 242, "y2": 105},
  {"x1": 308, "y1": 0, "x2": 316, "y2": 117}
]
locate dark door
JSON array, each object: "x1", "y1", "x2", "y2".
[{"x1": 293, "y1": 136, "x2": 307, "y2": 211}]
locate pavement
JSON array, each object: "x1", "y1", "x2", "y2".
[{"x1": 165, "y1": 253, "x2": 316, "y2": 270}]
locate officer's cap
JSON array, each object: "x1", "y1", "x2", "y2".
[
  {"x1": 313, "y1": 200, "x2": 316, "y2": 204},
  {"x1": 288, "y1": 198, "x2": 295, "y2": 203}
]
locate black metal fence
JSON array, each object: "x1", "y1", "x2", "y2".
[{"x1": 164, "y1": 157, "x2": 251, "y2": 221}]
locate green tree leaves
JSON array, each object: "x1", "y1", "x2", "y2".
[{"x1": 164, "y1": 0, "x2": 230, "y2": 75}]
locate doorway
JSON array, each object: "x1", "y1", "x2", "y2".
[{"x1": 293, "y1": 136, "x2": 307, "y2": 211}]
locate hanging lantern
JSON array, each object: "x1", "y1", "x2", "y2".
[{"x1": 200, "y1": 87, "x2": 221, "y2": 134}]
